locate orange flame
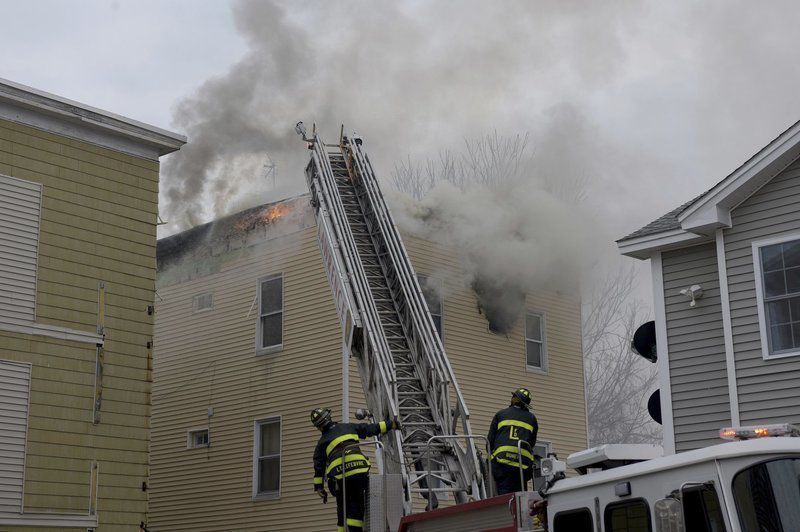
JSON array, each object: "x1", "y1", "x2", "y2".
[
  {"x1": 231, "y1": 201, "x2": 296, "y2": 233},
  {"x1": 260, "y1": 203, "x2": 292, "y2": 224}
]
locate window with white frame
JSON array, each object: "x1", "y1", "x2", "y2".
[
  {"x1": 187, "y1": 428, "x2": 209, "y2": 448},
  {"x1": 254, "y1": 417, "x2": 281, "y2": 498},
  {"x1": 418, "y1": 274, "x2": 443, "y2": 339},
  {"x1": 257, "y1": 275, "x2": 283, "y2": 352},
  {"x1": 525, "y1": 311, "x2": 547, "y2": 371},
  {"x1": 755, "y1": 237, "x2": 800, "y2": 357},
  {"x1": 192, "y1": 293, "x2": 213, "y2": 313},
  {"x1": 0, "y1": 174, "x2": 42, "y2": 324}
]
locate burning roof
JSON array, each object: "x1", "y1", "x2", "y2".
[{"x1": 157, "y1": 194, "x2": 312, "y2": 273}]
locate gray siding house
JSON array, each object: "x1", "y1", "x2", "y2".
[{"x1": 619, "y1": 121, "x2": 800, "y2": 454}]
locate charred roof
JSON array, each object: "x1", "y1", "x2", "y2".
[{"x1": 157, "y1": 194, "x2": 311, "y2": 271}]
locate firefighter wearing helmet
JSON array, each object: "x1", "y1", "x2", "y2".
[
  {"x1": 310, "y1": 407, "x2": 400, "y2": 532},
  {"x1": 487, "y1": 387, "x2": 539, "y2": 495}
]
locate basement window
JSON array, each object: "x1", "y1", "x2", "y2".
[
  {"x1": 418, "y1": 274, "x2": 443, "y2": 339},
  {"x1": 525, "y1": 311, "x2": 547, "y2": 373},
  {"x1": 753, "y1": 235, "x2": 800, "y2": 359},
  {"x1": 253, "y1": 417, "x2": 281, "y2": 499},
  {"x1": 187, "y1": 428, "x2": 209, "y2": 448},
  {"x1": 257, "y1": 274, "x2": 283, "y2": 354},
  {"x1": 192, "y1": 293, "x2": 213, "y2": 313}
]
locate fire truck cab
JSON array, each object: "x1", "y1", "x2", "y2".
[{"x1": 542, "y1": 424, "x2": 800, "y2": 532}]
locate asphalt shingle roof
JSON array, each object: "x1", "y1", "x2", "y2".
[{"x1": 617, "y1": 195, "x2": 703, "y2": 242}]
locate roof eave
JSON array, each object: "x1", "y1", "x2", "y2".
[
  {"x1": 617, "y1": 229, "x2": 711, "y2": 260},
  {"x1": 679, "y1": 120, "x2": 800, "y2": 233},
  {"x1": 0, "y1": 78, "x2": 187, "y2": 157}
]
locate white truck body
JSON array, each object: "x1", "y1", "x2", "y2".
[{"x1": 544, "y1": 437, "x2": 800, "y2": 531}]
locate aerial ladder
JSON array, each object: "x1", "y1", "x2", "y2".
[{"x1": 300, "y1": 124, "x2": 487, "y2": 518}]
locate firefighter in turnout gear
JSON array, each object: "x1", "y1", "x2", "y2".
[
  {"x1": 487, "y1": 388, "x2": 539, "y2": 495},
  {"x1": 311, "y1": 407, "x2": 399, "y2": 532}
]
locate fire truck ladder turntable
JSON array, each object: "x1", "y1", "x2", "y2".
[{"x1": 303, "y1": 127, "x2": 486, "y2": 513}]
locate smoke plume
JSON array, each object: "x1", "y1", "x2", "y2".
[
  {"x1": 160, "y1": 0, "x2": 647, "y2": 236},
  {"x1": 160, "y1": 0, "x2": 800, "y2": 320}
]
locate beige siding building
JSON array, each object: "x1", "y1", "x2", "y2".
[
  {"x1": 0, "y1": 79, "x2": 185, "y2": 530},
  {"x1": 151, "y1": 197, "x2": 586, "y2": 531}
]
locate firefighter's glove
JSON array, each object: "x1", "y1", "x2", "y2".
[
  {"x1": 391, "y1": 416, "x2": 401, "y2": 431},
  {"x1": 315, "y1": 488, "x2": 327, "y2": 504}
]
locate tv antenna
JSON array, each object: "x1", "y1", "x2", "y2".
[{"x1": 261, "y1": 155, "x2": 277, "y2": 189}]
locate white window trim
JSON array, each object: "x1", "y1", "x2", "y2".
[
  {"x1": 192, "y1": 293, "x2": 214, "y2": 314},
  {"x1": 255, "y1": 274, "x2": 284, "y2": 355},
  {"x1": 525, "y1": 310, "x2": 548, "y2": 374},
  {"x1": 252, "y1": 415, "x2": 282, "y2": 500},
  {"x1": 752, "y1": 232, "x2": 800, "y2": 360},
  {"x1": 186, "y1": 427, "x2": 210, "y2": 449}
]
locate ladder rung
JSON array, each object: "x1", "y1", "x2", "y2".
[{"x1": 410, "y1": 487, "x2": 467, "y2": 493}]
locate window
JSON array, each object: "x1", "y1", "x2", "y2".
[
  {"x1": 0, "y1": 174, "x2": 42, "y2": 324},
  {"x1": 187, "y1": 428, "x2": 209, "y2": 448},
  {"x1": 733, "y1": 458, "x2": 800, "y2": 532},
  {"x1": 257, "y1": 275, "x2": 283, "y2": 353},
  {"x1": 0, "y1": 359, "x2": 31, "y2": 514},
  {"x1": 605, "y1": 499, "x2": 651, "y2": 532},
  {"x1": 192, "y1": 293, "x2": 213, "y2": 313},
  {"x1": 754, "y1": 236, "x2": 800, "y2": 358},
  {"x1": 682, "y1": 484, "x2": 726, "y2": 532},
  {"x1": 525, "y1": 311, "x2": 547, "y2": 372},
  {"x1": 418, "y1": 274, "x2": 443, "y2": 339},
  {"x1": 554, "y1": 508, "x2": 594, "y2": 531},
  {"x1": 254, "y1": 417, "x2": 281, "y2": 498}
]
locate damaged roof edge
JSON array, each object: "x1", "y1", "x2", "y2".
[{"x1": 157, "y1": 193, "x2": 311, "y2": 266}]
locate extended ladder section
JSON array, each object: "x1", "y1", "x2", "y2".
[{"x1": 304, "y1": 130, "x2": 487, "y2": 513}]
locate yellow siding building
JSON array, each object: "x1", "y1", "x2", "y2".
[
  {"x1": 0, "y1": 79, "x2": 185, "y2": 530},
  {"x1": 150, "y1": 196, "x2": 587, "y2": 531}
]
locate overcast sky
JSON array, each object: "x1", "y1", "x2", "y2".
[{"x1": 5, "y1": 0, "x2": 800, "y2": 297}]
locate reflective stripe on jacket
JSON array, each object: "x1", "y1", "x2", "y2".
[
  {"x1": 312, "y1": 421, "x2": 388, "y2": 487},
  {"x1": 487, "y1": 405, "x2": 539, "y2": 470}
]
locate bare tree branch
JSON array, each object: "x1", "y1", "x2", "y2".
[{"x1": 583, "y1": 266, "x2": 661, "y2": 445}]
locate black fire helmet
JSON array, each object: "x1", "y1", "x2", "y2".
[
  {"x1": 512, "y1": 387, "x2": 532, "y2": 406},
  {"x1": 310, "y1": 407, "x2": 333, "y2": 430}
]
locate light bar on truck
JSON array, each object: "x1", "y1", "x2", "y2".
[{"x1": 719, "y1": 423, "x2": 800, "y2": 440}]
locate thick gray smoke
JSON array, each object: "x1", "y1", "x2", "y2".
[
  {"x1": 161, "y1": 0, "x2": 800, "y2": 311},
  {"x1": 389, "y1": 129, "x2": 603, "y2": 331},
  {"x1": 160, "y1": 0, "x2": 648, "y2": 235}
]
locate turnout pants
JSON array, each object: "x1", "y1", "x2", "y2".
[
  {"x1": 329, "y1": 472, "x2": 369, "y2": 532},
  {"x1": 492, "y1": 461, "x2": 532, "y2": 495}
]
